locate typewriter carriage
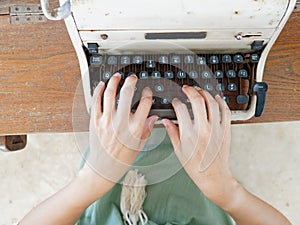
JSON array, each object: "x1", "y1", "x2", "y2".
[{"x1": 42, "y1": 0, "x2": 297, "y2": 121}]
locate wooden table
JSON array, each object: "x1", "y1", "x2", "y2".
[{"x1": 0, "y1": 1, "x2": 299, "y2": 135}]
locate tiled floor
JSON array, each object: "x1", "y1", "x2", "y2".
[{"x1": 0, "y1": 121, "x2": 299, "y2": 225}]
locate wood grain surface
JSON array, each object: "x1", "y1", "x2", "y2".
[{"x1": 0, "y1": 1, "x2": 299, "y2": 135}]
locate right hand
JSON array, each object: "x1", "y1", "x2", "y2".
[{"x1": 162, "y1": 86, "x2": 236, "y2": 207}]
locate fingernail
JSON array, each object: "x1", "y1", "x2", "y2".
[
  {"x1": 143, "y1": 87, "x2": 152, "y2": 95},
  {"x1": 182, "y1": 85, "x2": 188, "y2": 89},
  {"x1": 172, "y1": 98, "x2": 181, "y2": 106},
  {"x1": 194, "y1": 86, "x2": 202, "y2": 91},
  {"x1": 129, "y1": 74, "x2": 137, "y2": 79},
  {"x1": 153, "y1": 115, "x2": 159, "y2": 121},
  {"x1": 113, "y1": 73, "x2": 121, "y2": 77},
  {"x1": 215, "y1": 94, "x2": 221, "y2": 99},
  {"x1": 162, "y1": 119, "x2": 168, "y2": 127},
  {"x1": 98, "y1": 81, "x2": 104, "y2": 86},
  {"x1": 172, "y1": 97, "x2": 179, "y2": 103},
  {"x1": 149, "y1": 115, "x2": 159, "y2": 128}
]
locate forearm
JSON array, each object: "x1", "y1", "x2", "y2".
[
  {"x1": 218, "y1": 180, "x2": 292, "y2": 225},
  {"x1": 20, "y1": 166, "x2": 114, "y2": 225}
]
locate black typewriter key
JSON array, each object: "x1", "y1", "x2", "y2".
[
  {"x1": 107, "y1": 56, "x2": 117, "y2": 65},
  {"x1": 250, "y1": 53, "x2": 260, "y2": 63},
  {"x1": 171, "y1": 55, "x2": 181, "y2": 64},
  {"x1": 184, "y1": 98, "x2": 190, "y2": 104},
  {"x1": 154, "y1": 84, "x2": 164, "y2": 92},
  {"x1": 88, "y1": 43, "x2": 99, "y2": 53},
  {"x1": 189, "y1": 70, "x2": 198, "y2": 79},
  {"x1": 193, "y1": 84, "x2": 200, "y2": 88},
  {"x1": 226, "y1": 70, "x2": 236, "y2": 78},
  {"x1": 197, "y1": 56, "x2": 206, "y2": 65},
  {"x1": 216, "y1": 83, "x2": 225, "y2": 92},
  {"x1": 152, "y1": 97, "x2": 157, "y2": 105},
  {"x1": 164, "y1": 70, "x2": 174, "y2": 79},
  {"x1": 139, "y1": 71, "x2": 148, "y2": 79},
  {"x1": 159, "y1": 56, "x2": 169, "y2": 64},
  {"x1": 201, "y1": 71, "x2": 211, "y2": 79},
  {"x1": 128, "y1": 72, "x2": 135, "y2": 76},
  {"x1": 152, "y1": 71, "x2": 161, "y2": 79},
  {"x1": 102, "y1": 71, "x2": 112, "y2": 80},
  {"x1": 214, "y1": 70, "x2": 224, "y2": 78},
  {"x1": 90, "y1": 54, "x2": 103, "y2": 65},
  {"x1": 209, "y1": 55, "x2": 219, "y2": 64},
  {"x1": 146, "y1": 60, "x2": 156, "y2": 68},
  {"x1": 236, "y1": 95, "x2": 249, "y2": 104},
  {"x1": 233, "y1": 54, "x2": 244, "y2": 63},
  {"x1": 121, "y1": 56, "x2": 130, "y2": 65},
  {"x1": 223, "y1": 96, "x2": 229, "y2": 104},
  {"x1": 161, "y1": 98, "x2": 170, "y2": 104},
  {"x1": 204, "y1": 83, "x2": 213, "y2": 92},
  {"x1": 133, "y1": 56, "x2": 143, "y2": 64},
  {"x1": 238, "y1": 69, "x2": 248, "y2": 78},
  {"x1": 177, "y1": 71, "x2": 187, "y2": 79},
  {"x1": 228, "y1": 83, "x2": 237, "y2": 91},
  {"x1": 117, "y1": 71, "x2": 125, "y2": 79},
  {"x1": 222, "y1": 55, "x2": 232, "y2": 63},
  {"x1": 184, "y1": 55, "x2": 194, "y2": 64}
]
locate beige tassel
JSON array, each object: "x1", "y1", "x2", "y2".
[{"x1": 120, "y1": 170, "x2": 148, "y2": 225}]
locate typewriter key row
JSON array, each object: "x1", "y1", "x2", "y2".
[
  {"x1": 88, "y1": 52, "x2": 260, "y2": 119},
  {"x1": 100, "y1": 69, "x2": 250, "y2": 80},
  {"x1": 90, "y1": 53, "x2": 260, "y2": 66}
]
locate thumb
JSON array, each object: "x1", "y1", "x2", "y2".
[
  {"x1": 162, "y1": 119, "x2": 180, "y2": 150},
  {"x1": 141, "y1": 115, "x2": 159, "y2": 140}
]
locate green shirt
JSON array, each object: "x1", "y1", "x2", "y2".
[{"x1": 77, "y1": 129, "x2": 234, "y2": 225}]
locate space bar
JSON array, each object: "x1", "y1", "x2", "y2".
[{"x1": 132, "y1": 109, "x2": 194, "y2": 120}]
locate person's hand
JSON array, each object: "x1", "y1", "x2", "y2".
[
  {"x1": 162, "y1": 86, "x2": 235, "y2": 207},
  {"x1": 84, "y1": 73, "x2": 158, "y2": 186}
]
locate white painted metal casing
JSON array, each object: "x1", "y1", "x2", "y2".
[{"x1": 61, "y1": 0, "x2": 296, "y2": 121}]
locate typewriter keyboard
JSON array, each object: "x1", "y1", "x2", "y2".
[{"x1": 88, "y1": 51, "x2": 261, "y2": 119}]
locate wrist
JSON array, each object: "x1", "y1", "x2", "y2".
[
  {"x1": 202, "y1": 175, "x2": 242, "y2": 210},
  {"x1": 212, "y1": 176, "x2": 244, "y2": 212},
  {"x1": 76, "y1": 165, "x2": 115, "y2": 200}
]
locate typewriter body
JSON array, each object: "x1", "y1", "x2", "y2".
[{"x1": 42, "y1": 0, "x2": 296, "y2": 121}]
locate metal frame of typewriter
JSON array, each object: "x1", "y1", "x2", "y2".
[{"x1": 43, "y1": 0, "x2": 296, "y2": 121}]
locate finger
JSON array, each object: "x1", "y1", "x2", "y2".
[
  {"x1": 117, "y1": 75, "x2": 138, "y2": 118},
  {"x1": 171, "y1": 98, "x2": 193, "y2": 136},
  {"x1": 215, "y1": 95, "x2": 231, "y2": 125},
  {"x1": 182, "y1": 85, "x2": 207, "y2": 124},
  {"x1": 103, "y1": 73, "x2": 121, "y2": 116},
  {"x1": 91, "y1": 81, "x2": 105, "y2": 121},
  {"x1": 162, "y1": 118, "x2": 180, "y2": 150},
  {"x1": 141, "y1": 115, "x2": 159, "y2": 140},
  {"x1": 134, "y1": 87, "x2": 153, "y2": 122},
  {"x1": 198, "y1": 90, "x2": 220, "y2": 122}
]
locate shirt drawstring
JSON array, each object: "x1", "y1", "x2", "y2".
[{"x1": 120, "y1": 170, "x2": 148, "y2": 225}]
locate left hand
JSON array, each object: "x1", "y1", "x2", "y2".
[{"x1": 84, "y1": 73, "x2": 158, "y2": 186}]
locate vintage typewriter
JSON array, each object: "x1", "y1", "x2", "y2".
[{"x1": 41, "y1": 0, "x2": 296, "y2": 121}]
